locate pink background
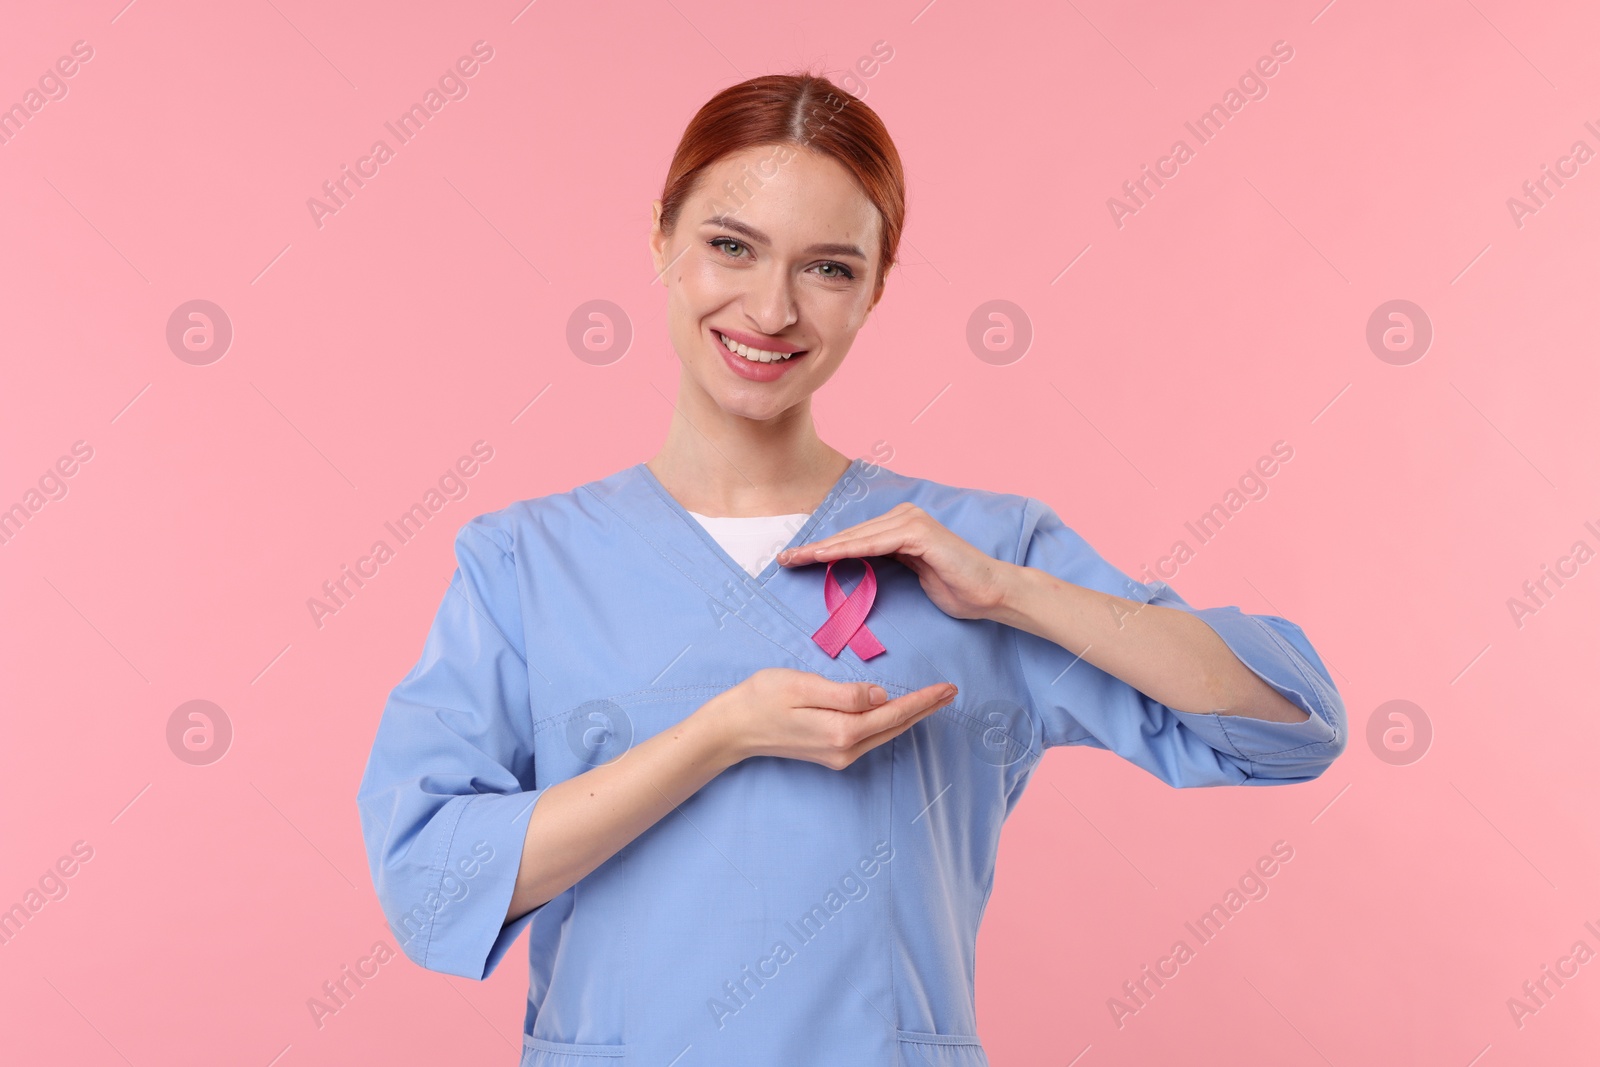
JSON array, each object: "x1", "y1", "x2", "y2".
[{"x1": 3, "y1": 0, "x2": 1597, "y2": 1063}]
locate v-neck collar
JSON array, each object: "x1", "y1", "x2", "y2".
[
  {"x1": 581, "y1": 456, "x2": 884, "y2": 680},
  {"x1": 632, "y1": 456, "x2": 866, "y2": 587}
]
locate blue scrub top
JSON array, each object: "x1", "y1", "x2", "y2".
[{"x1": 356, "y1": 457, "x2": 1348, "y2": 1065}]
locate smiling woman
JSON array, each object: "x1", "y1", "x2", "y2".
[
  {"x1": 646, "y1": 76, "x2": 902, "y2": 415},
  {"x1": 357, "y1": 71, "x2": 1349, "y2": 1067}
]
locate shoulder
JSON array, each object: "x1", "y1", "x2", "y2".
[
  {"x1": 451, "y1": 466, "x2": 623, "y2": 559},
  {"x1": 856, "y1": 459, "x2": 1042, "y2": 559}
]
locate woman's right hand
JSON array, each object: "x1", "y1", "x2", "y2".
[{"x1": 702, "y1": 668, "x2": 957, "y2": 770}]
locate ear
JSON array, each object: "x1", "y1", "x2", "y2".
[
  {"x1": 648, "y1": 200, "x2": 667, "y2": 275},
  {"x1": 868, "y1": 269, "x2": 889, "y2": 312}
]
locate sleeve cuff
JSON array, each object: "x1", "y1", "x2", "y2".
[
  {"x1": 392, "y1": 787, "x2": 549, "y2": 980},
  {"x1": 1167, "y1": 605, "x2": 1347, "y2": 778}
]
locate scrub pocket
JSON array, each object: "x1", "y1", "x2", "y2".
[
  {"x1": 519, "y1": 1035, "x2": 625, "y2": 1066},
  {"x1": 896, "y1": 1029, "x2": 991, "y2": 1067}
]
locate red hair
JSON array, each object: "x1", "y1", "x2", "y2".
[{"x1": 657, "y1": 73, "x2": 906, "y2": 305}]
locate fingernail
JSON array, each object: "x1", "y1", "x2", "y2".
[
  {"x1": 868, "y1": 686, "x2": 888, "y2": 705},
  {"x1": 941, "y1": 685, "x2": 957, "y2": 700}
]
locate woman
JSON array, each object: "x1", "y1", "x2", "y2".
[{"x1": 357, "y1": 73, "x2": 1346, "y2": 1066}]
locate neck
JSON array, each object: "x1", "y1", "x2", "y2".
[{"x1": 645, "y1": 378, "x2": 849, "y2": 517}]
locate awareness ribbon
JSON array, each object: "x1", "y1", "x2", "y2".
[{"x1": 811, "y1": 558, "x2": 886, "y2": 660}]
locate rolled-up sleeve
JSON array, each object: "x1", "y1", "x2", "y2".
[
  {"x1": 356, "y1": 516, "x2": 549, "y2": 979},
  {"x1": 1010, "y1": 496, "x2": 1347, "y2": 787}
]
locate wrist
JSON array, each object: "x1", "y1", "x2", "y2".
[
  {"x1": 691, "y1": 693, "x2": 749, "y2": 772},
  {"x1": 986, "y1": 561, "x2": 1041, "y2": 630}
]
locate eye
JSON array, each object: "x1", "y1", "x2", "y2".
[
  {"x1": 709, "y1": 237, "x2": 749, "y2": 259},
  {"x1": 814, "y1": 262, "x2": 856, "y2": 281}
]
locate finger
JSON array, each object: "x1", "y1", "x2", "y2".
[
  {"x1": 844, "y1": 682, "x2": 954, "y2": 733},
  {"x1": 784, "y1": 531, "x2": 920, "y2": 566},
  {"x1": 799, "y1": 674, "x2": 908, "y2": 714},
  {"x1": 779, "y1": 511, "x2": 912, "y2": 565},
  {"x1": 845, "y1": 686, "x2": 957, "y2": 760},
  {"x1": 806, "y1": 504, "x2": 915, "y2": 546},
  {"x1": 817, "y1": 679, "x2": 892, "y2": 713},
  {"x1": 781, "y1": 534, "x2": 898, "y2": 566}
]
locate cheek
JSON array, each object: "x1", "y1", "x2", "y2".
[
  {"x1": 803, "y1": 291, "x2": 871, "y2": 337},
  {"x1": 674, "y1": 254, "x2": 731, "y2": 304}
]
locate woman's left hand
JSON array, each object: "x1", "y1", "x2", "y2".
[{"x1": 777, "y1": 503, "x2": 1018, "y2": 622}]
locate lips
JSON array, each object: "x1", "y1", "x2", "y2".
[
  {"x1": 714, "y1": 327, "x2": 807, "y2": 362},
  {"x1": 717, "y1": 334, "x2": 806, "y2": 364},
  {"x1": 709, "y1": 325, "x2": 809, "y2": 382}
]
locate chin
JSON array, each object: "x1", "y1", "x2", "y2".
[{"x1": 710, "y1": 388, "x2": 796, "y2": 422}]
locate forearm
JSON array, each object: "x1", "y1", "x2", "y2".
[
  {"x1": 504, "y1": 697, "x2": 741, "y2": 922},
  {"x1": 988, "y1": 562, "x2": 1309, "y2": 722}
]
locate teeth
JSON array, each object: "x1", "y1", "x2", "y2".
[{"x1": 720, "y1": 332, "x2": 801, "y2": 363}]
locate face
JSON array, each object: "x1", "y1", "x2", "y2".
[{"x1": 649, "y1": 143, "x2": 884, "y2": 421}]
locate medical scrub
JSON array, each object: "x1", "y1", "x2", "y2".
[{"x1": 356, "y1": 457, "x2": 1347, "y2": 1066}]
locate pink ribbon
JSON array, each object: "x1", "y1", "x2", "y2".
[{"x1": 811, "y1": 558, "x2": 886, "y2": 660}]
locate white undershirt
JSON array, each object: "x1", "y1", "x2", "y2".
[{"x1": 686, "y1": 511, "x2": 812, "y2": 577}]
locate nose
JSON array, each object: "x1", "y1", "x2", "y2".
[{"x1": 744, "y1": 263, "x2": 798, "y2": 336}]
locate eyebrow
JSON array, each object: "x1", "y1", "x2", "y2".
[{"x1": 701, "y1": 215, "x2": 868, "y2": 260}]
